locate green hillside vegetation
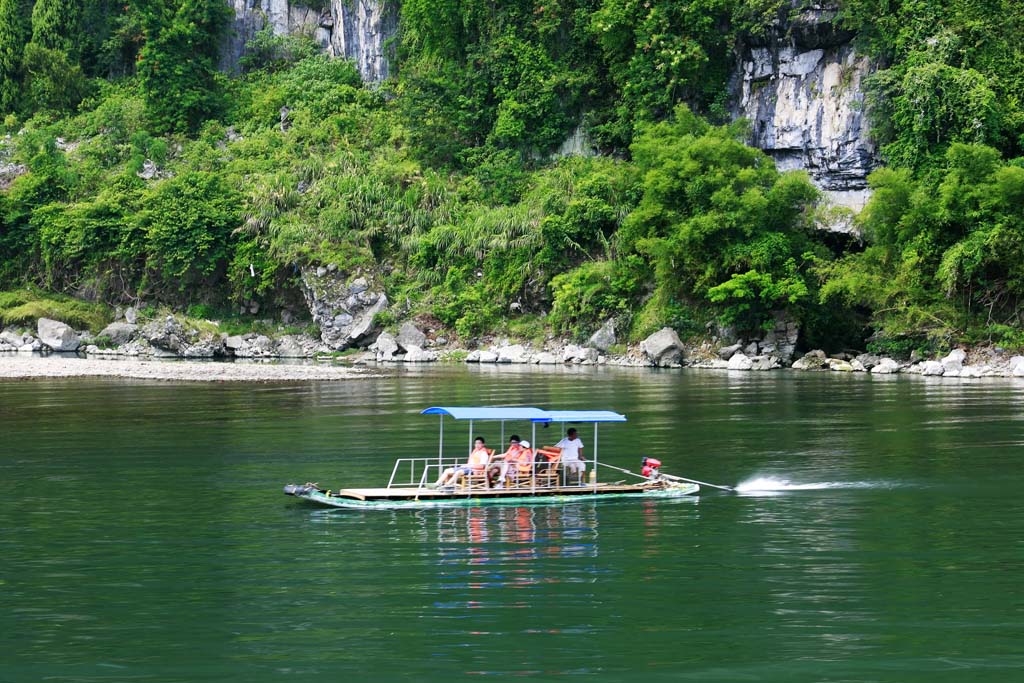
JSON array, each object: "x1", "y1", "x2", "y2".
[{"x1": 0, "y1": 0, "x2": 1022, "y2": 353}]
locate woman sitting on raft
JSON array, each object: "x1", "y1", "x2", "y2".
[{"x1": 435, "y1": 437, "x2": 491, "y2": 487}]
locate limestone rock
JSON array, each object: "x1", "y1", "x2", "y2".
[
  {"x1": 829, "y1": 359, "x2": 853, "y2": 372},
  {"x1": 124, "y1": 307, "x2": 138, "y2": 324},
  {"x1": 563, "y1": 344, "x2": 599, "y2": 364},
  {"x1": 301, "y1": 268, "x2": 388, "y2": 350},
  {"x1": 588, "y1": 320, "x2": 616, "y2": 352},
  {"x1": 959, "y1": 365, "x2": 982, "y2": 378},
  {"x1": 941, "y1": 349, "x2": 966, "y2": 374},
  {"x1": 37, "y1": 318, "x2": 81, "y2": 352},
  {"x1": 640, "y1": 328, "x2": 684, "y2": 367},
  {"x1": 140, "y1": 316, "x2": 224, "y2": 357},
  {"x1": 0, "y1": 161, "x2": 28, "y2": 191},
  {"x1": 533, "y1": 351, "x2": 559, "y2": 365},
  {"x1": 718, "y1": 342, "x2": 743, "y2": 360},
  {"x1": 497, "y1": 344, "x2": 530, "y2": 364},
  {"x1": 920, "y1": 361, "x2": 945, "y2": 376},
  {"x1": 478, "y1": 350, "x2": 498, "y2": 363},
  {"x1": 871, "y1": 358, "x2": 900, "y2": 374},
  {"x1": 98, "y1": 322, "x2": 138, "y2": 345},
  {"x1": 465, "y1": 350, "x2": 481, "y2": 363},
  {"x1": 727, "y1": 352, "x2": 753, "y2": 370},
  {"x1": 731, "y1": 1, "x2": 876, "y2": 214},
  {"x1": 402, "y1": 344, "x2": 437, "y2": 362},
  {"x1": 224, "y1": 0, "x2": 398, "y2": 84},
  {"x1": 1007, "y1": 356, "x2": 1024, "y2": 375},
  {"x1": 374, "y1": 331, "x2": 399, "y2": 361},
  {"x1": 750, "y1": 355, "x2": 782, "y2": 371},
  {"x1": 396, "y1": 322, "x2": 426, "y2": 350},
  {"x1": 792, "y1": 350, "x2": 827, "y2": 370},
  {"x1": 854, "y1": 353, "x2": 881, "y2": 370}
]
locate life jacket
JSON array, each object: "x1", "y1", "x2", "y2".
[
  {"x1": 468, "y1": 447, "x2": 490, "y2": 471},
  {"x1": 511, "y1": 448, "x2": 534, "y2": 473}
]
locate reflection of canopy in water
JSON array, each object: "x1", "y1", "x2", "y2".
[{"x1": 420, "y1": 406, "x2": 628, "y2": 473}]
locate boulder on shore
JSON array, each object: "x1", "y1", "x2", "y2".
[
  {"x1": 920, "y1": 360, "x2": 945, "y2": 376},
  {"x1": 640, "y1": 328, "x2": 684, "y2": 367},
  {"x1": 98, "y1": 322, "x2": 138, "y2": 345},
  {"x1": 37, "y1": 318, "x2": 81, "y2": 351},
  {"x1": 497, "y1": 344, "x2": 530, "y2": 363},
  {"x1": 871, "y1": 358, "x2": 900, "y2": 374},
  {"x1": 373, "y1": 331, "x2": 399, "y2": 361},
  {"x1": 588, "y1": 319, "x2": 616, "y2": 352},
  {"x1": 791, "y1": 350, "x2": 827, "y2": 371},
  {"x1": 402, "y1": 344, "x2": 437, "y2": 362},
  {"x1": 717, "y1": 342, "x2": 743, "y2": 360},
  {"x1": 395, "y1": 322, "x2": 426, "y2": 350},
  {"x1": 727, "y1": 352, "x2": 753, "y2": 370},
  {"x1": 563, "y1": 344, "x2": 599, "y2": 363}
]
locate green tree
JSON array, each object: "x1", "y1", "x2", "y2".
[
  {"x1": 21, "y1": 0, "x2": 87, "y2": 113},
  {"x1": 0, "y1": 0, "x2": 31, "y2": 113},
  {"x1": 136, "y1": 0, "x2": 231, "y2": 133}
]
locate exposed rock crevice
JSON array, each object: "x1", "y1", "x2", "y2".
[
  {"x1": 730, "y1": 2, "x2": 877, "y2": 212},
  {"x1": 223, "y1": 0, "x2": 397, "y2": 83}
]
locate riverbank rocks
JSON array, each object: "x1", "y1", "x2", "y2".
[
  {"x1": 498, "y1": 344, "x2": 530, "y2": 363},
  {"x1": 372, "y1": 331, "x2": 400, "y2": 361},
  {"x1": 792, "y1": 350, "x2": 827, "y2": 370},
  {"x1": 396, "y1": 322, "x2": 426, "y2": 349},
  {"x1": 533, "y1": 351, "x2": 559, "y2": 364},
  {"x1": 301, "y1": 269, "x2": 388, "y2": 350},
  {"x1": 588, "y1": 320, "x2": 616, "y2": 352},
  {"x1": 871, "y1": 358, "x2": 900, "y2": 374},
  {"x1": 640, "y1": 328, "x2": 684, "y2": 367},
  {"x1": 718, "y1": 342, "x2": 744, "y2": 360},
  {"x1": 828, "y1": 358, "x2": 854, "y2": 372},
  {"x1": 941, "y1": 349, "x2": 966, "y2": 374},
  {"x1": 920, "y1": 360, "x2": 945, "y2": 376},
  {"x1": 563, "y1": 344, "x2": 599, "y2": 364},
  {"x1": 727, "y1": 352, "x2": 753, "y2": 370},
  {"x1": 37, "y1": 318, "x2": 81, "y2": 352},
  {"x1": 98, "y1": 322, "x2": 138, "y2": 345},
  {"x1": 141, "y1": 316, "x2": 224, "y2": 358},
  {"x1": 402, "y1": 345, "x2": 437, "y2": 362}
]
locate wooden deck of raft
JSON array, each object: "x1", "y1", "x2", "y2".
[{"x1": 333, "y1": 484, "x2": 652, "y2": 501}]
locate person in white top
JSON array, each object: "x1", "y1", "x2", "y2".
[{"x1": 555, "y1": 428, "x2": 585, "y2": 484}]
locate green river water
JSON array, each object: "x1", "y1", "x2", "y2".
[{"x1": 2, "y1": 365, "x2": 1023, "y2": 682}]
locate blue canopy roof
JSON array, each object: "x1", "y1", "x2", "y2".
[
  {"x1": 421, "y1": 407, "x2": 626, "y2": 422},
  {"x1": 421, "y1": 406, "x2": 549, "y2": 421},
  {"x1": 535, "y1": 410, "x2": 627, "y2": 423}
]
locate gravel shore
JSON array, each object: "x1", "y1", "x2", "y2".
[{"x1": 0, "y1": 355, "x2": 375, "y2": 382}]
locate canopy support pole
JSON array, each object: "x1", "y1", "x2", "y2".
[
  {"x1": 469, "y1": 419, "x2": 474, "y2": 454},
  {"x1": 438, "y1": 415, "x2": 444, "y2": 474},
  {"x1": 593, "y1": 423, "x2": 599, "y2": 491}
]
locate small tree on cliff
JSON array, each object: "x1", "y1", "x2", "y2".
[
  {"x1": 136, "y1": 0, "x2": 232, "y2": 134},
  {"x1": 0, "y1": 0, "x2": 31, "y2": 113},
  {"x1": 21, "y1": 0, "x2": 88, "y2": 113}
]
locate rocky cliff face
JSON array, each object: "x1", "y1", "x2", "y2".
[
  {"x1": 223, "y1": 0, "x2": 397, "y2": 83},
  {"x1": 730, "y1": 2, "x2": 876, "y2": 214}
]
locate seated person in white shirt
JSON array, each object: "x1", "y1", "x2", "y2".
[{"x1": 555, "y1": 428, "x2": 585, "y2": 484}]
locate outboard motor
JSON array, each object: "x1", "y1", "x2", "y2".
[
  {"x1": 283, "y1": 482, "x2": 322, "y2": 496},
  {"x1": 641, "y1": 457, "x2": 662, "y2": 479}
]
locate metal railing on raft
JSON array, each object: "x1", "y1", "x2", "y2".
[{"x1": 386, "y1": 457, "x2": 611, "y2": 491}]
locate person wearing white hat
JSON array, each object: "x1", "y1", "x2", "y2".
[{"x1": 488, "y1": 436, "x2": 533, "y2": 488}]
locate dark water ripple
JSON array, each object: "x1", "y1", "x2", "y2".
[{"x1": 2, "y1": 368, "x2": 1024, "y2": 681}]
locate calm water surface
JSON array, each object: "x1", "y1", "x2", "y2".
[{"x1": 2, "y1": 365, "x2": 1023, "y2": 682}]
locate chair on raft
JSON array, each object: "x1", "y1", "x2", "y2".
[
  {"x1": 533, "y1": 446, "x2": 562, "y2": 488},
  {"x1": 459, "y1": 448, "x2": 495, "y2": 490}
]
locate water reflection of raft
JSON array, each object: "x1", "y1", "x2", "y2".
[{"x1": 283, "y1": 406, "x2": 700, "y2": 510}]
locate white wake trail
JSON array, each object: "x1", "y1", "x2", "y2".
[{"x1": 734, "y1": 476, "x2": 885, "y2": 494}]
